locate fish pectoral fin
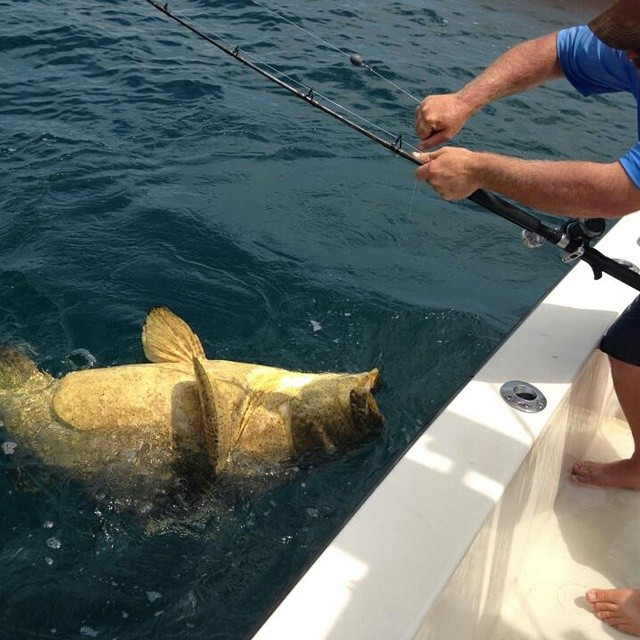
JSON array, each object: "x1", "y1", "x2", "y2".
[
  {"x1": 193, "y1": 357, "x2": 232, "y2": 475},
  {"x1": 142, "y1": 306, "x2": 206, "y2": 364}
]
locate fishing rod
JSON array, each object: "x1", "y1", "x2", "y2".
[{"x1": 144, "y1": 0, "x2": 640, "y2": 293}]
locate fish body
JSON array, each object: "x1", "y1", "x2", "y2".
[{"x1": 0, "y1": 307, "x2": 383, "y2": 496}]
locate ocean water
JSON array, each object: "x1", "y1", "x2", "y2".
[{"x1": 0, "y1": 0, "x2": 634, "y2": 638}]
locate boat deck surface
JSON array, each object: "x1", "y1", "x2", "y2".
[{"x1": 492, "y1": 416, "x2": 640, "y2": 640}]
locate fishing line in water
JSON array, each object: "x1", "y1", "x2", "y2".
[
  {"x1": 405, "y1": 180, "x2": 420, "y2": 223},
  {"x1": 249, "y1": 0, "x2": 421, "y2": 104}
]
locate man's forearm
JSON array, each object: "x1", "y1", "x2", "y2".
[
  {"x1": 477, "y1": 153, "x2": 640, "y2": 218},
  {"x1": 458, "y1": 33, "x2": 564, "y2": 113}
]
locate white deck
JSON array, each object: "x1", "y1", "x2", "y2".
[
  {"x1": 493, "y1": 413, "x2": 639, "y2": 640},
  {"x1": 253, "y1": 212, "x2": 640, "y2": 640}
]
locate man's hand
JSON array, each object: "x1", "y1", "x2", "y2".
[
  {"x1": 414, "y1": 93, "x2": 475, "y2": 150},
  {"x1": 414, "y1": 34, "x2": 562, "y2": 152},
  {"x1": 413, "y1": 147, "x2": 481, "y2": 200}
]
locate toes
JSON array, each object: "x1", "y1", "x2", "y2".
[
  {"x1": 572, "y1": 462, "x2": 593, "y2": 480},
  {"x1": 573, "y1": 461, "x2": 597, "y2": 476},
  {"x1": 586, "y1": 588, "x2": 623, "y2": 607},
  {"x1": 596, "y1": 610, "x2": 620, "y2": 620},
  {"x1": 586, "y1": 588, "x2": 602, "y2": 604},
  {"x1": 593, "y1": 601, "x2": 620, "y2": 613},
  {"x1": 572, "y1": 471, "x2": 597, "y2": 486}
]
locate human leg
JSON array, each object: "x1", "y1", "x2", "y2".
[
  {"x1": 572, "y1": 295, "x2": 640, "y2": 489},
  {"x1": 571, "y1": 356, "x2": 640, "y2": 488}
]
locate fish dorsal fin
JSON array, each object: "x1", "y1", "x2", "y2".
[
  {"x1": 142, "y1": 307, "x2": 205, "y2": 364},
  {"x1": 193, "y1": 357, "x2": 232, "y2": 475}
]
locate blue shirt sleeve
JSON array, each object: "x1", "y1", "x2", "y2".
[
  {"x1": 557, "y1": 26, "x2": 636, "y2": 96},
  {"x1": 620, "y1": 142, "x2": 640, "y2": 189},
  {"x1": 557, "y1": 26, "x2": 640, "y2": 189}
]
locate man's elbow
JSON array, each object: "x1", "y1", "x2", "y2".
[
  {"x1": 599, "y1": 165, "x2": 640, "y2": 218},
  {"x1": 614, "y1": 186, "x2": 640, "y2": 217},
  {"x1": 597, "y1": 198, "x2": 640, "y2": 219}
]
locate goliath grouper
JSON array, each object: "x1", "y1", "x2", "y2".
[{"x1": 0, "y1": 307, "x2": 383, "y2": 503}]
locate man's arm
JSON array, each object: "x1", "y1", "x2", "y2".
[
  {"x1": 415, "y1": 33, "x2": 564, "y2": 149},
  {"x1": 414, "y1": 147, "x2": 640, "y2": 218}
]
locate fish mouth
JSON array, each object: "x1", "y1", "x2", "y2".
[
  {"x1": 367, "y1": 368, "x2": 381, "y2": 392},
  {"x1": 349, "y1": 387, "x2": 384, "y2": 439}
]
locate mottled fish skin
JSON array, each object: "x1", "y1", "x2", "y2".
[{"x1": 0, "y1": 307, "x2": 384, "y2": 499}]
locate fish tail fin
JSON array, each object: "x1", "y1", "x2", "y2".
[
  {"x1": 141, "y1": 306, "x2": 206, "y2": 364},
  {"x1": 0, "y1": 346, "x2": 51, "y2": 391}
]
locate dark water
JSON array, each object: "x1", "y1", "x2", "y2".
[{"x1": 0, "y1": 0, "x2": 633, "y2": 638}]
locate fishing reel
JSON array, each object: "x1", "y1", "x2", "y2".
[
  {"x1": 558, "y1": 217, "x2": 606, "y2": 262},
  {"x1": 522, "y1": 217, "x2": 606, "y2": 261}
]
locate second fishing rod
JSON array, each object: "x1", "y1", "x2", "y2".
[{"x1": 144, "y1": 0, "x2": 640, "y2": 292}]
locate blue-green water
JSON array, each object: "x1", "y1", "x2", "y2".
[{"x1": 1, "y1": 1, "x2": 634, "y2": 638}]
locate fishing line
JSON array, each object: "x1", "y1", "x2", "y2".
[
  {"x1": 249, "y1": 0, "x2": 421, "y2": 103},
  {"x1": 147, "y1": 1, "x2": 421, "y2": 217},
  {"x1": 247, "y1": 55, "x2": 420, "y2": 153},
  {"x1": 144, "y1": 0, "x2": 640, "y2": 292},
  {"x1": 241, "y1": 12, "x2": 422, "y2": 222},
  {"x1": 405, "y1": 180, "x2": 420, "y2": 223}
]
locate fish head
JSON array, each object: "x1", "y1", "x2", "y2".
[
  {"x1": 193, "y1": 359, "x2": 384, "y2": 470},
  {"x1": 289, "y1": 368, "x2": 384, "y2": 456},
  {"x1": 348, "y1": 377, "x2": 385, "y2": 439}
]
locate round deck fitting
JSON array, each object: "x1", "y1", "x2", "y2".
[{"x1": 500, "y1": 381, "x2": 547, "y2": 413}]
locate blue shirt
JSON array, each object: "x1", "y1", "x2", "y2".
[{"x1": 557, "y1": 25, "x2": 640, "y2": 188}]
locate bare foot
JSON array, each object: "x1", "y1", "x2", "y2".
[
  {"x1": 571, "y1": 459, "x2": 640, "y2": 490},
  {"x1": 586, "y1": 588, "x2": 640, "y2": 636}
]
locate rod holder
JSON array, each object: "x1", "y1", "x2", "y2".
[{"x1": 500, "y1": 381, "x2": 547, "y2": 413}]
